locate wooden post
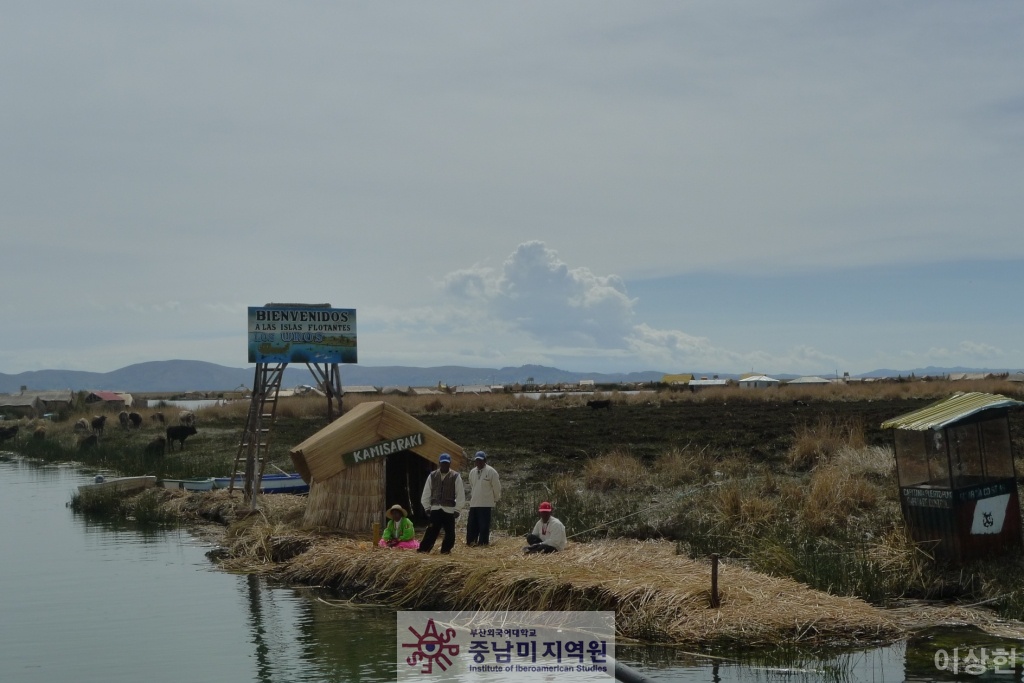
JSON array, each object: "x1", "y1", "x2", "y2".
[
  {"x1": 710, "y1": 553, "x2": 720, "y2": 608},
  {"x1": 372, "y1": 522, "x2": 381, "y2": 548}
]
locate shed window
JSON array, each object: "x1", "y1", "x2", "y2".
[
  {"x1": 981, "y1": 419, "x2": 1015, "y2": 479},
  {"x1": 948, "y1": 422, "x2": 984, "y2": 487},
  {"x1": 895, "y1": 430, "x2": 929, "y2": 487}
]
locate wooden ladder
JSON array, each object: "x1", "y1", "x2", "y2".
[{"x1": 230, "y1": 363, "x2": 285, "y2": 504}]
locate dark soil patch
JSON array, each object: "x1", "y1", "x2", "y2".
[{"x1": 418, "y1": 398, "x2": 950, "y2": 483}]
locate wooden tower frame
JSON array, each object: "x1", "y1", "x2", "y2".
[{"x1": 230, "y1": 361, "x2": 344, "y2": 507}]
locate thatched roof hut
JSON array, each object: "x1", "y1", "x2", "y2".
[{"x1": 290, "y1": 401, "x2": 466, "y2": 533}]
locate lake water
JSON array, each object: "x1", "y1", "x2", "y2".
[{"x1": 0, "y1": 454, "x2": 1018, "y2": 682}]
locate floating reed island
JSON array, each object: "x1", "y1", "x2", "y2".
[
  {"x1": 76, "y1": 486, "x2": 1024, "y2": 648},
  {"x1": 156, "y1": 491, "x2": 899, "y2": 647}
]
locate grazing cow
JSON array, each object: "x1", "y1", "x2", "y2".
[
  {"x1": 128, "y1": 412, "x2": 143, "y2": 429},
  {"x1": 0, "y1": 425, "x2": 19, "y2": 442},
  {"x1": 91, "y1": 415, "x2": 108, "y2": 436},
  {"x1": 144, "y1": 436, "x2": 166, "y2": 456},
  {"x1": 74, "y1": 418, "x2": 91, "y2": 433},
  {"x1": 118, "y1": 411, "x2": 130, "y2": 430},
  {"x1": 178, "y1": 411, "x2": 196, "y2": 427},
  {"x1": 586, "y1": 399, "x2": 612, "y2": 410},
  {"x1": 33, "y1": 427, "x2": 46, "y2": 440},
  {"x1": 166, "y1": 425, "x2": 198, "y2": 451},
  {"x1": 151, "y1": 412, "x2": 165, "y2": 424},
  {"x1": 78, "y1": 434, "x2": 98, "y2": 450}
]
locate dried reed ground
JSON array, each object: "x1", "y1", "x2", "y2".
[
  {"x1": 188, "y1": 488, "x2": 898, "y2": 647},
  {"x1": 121, "y1": 489, "x2": 1024, "y2": 647}
]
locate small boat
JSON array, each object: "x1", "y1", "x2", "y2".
[
  {"x1": 212, "y1": 472, "x2": 309, "y2": 495},
  {"x1": 78, "y1": 475, "x2": 157, "y2": 494},
  {"x1": 160, "y1": 477, "x2": 215, "y2": 492}
]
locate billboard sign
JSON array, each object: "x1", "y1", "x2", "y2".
[{"x1": 248, "y1": 306, "x2": 357, "y2": 364}]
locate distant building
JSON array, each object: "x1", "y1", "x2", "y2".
[
  {"x1": 84, "y1": 391, "x2": 126, "y2": 411},
  {"x1": 738, "y1": 375, "x2": 780, "y2": 389},
  {"x1": 661, "y1": 373, "x2": 694, "y2": 385},
  {"x1": 0, "y1": 394, "x2": 36, "y2": 418},
  {"x1": 787, "y1": 376, "x2": 831, "y2": 385},
  {"x1": 0, "y1": 390, "x2": 76, "y2": 417},
  {"x1": 342, "y1": 386, "x2": 380, "y2": 395},
  {"x1": 455, "y1": 385, "x2": 492, "y2": 394},
  {"x1": 688, "y1": 378, "x2": 728, "y2": 391}
]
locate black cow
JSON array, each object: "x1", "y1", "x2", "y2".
[
  {"x1": 128, "y1": 412, "x2": 143, "y2": 429},
  {"x1": 91, "y1": 415, "x2": 108, "y2": 436},
  {"x1": 586, "y1": 399, "x2": 612, "y2": 410},
  {"x1": 166, "y1": 425, "x2": 198, "y2": 451},
  {"x1": 0, "y1": 425, "x2": 19, "y2": 442},
  {"x1": 144, "y1": 436, "x2": 166, "y2": 456}
]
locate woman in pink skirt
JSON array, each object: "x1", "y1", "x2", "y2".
[{"x1": 379, "y1": 504, "x2": 420, "y2": 549}]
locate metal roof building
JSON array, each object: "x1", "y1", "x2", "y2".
[{"x1": 882, "y1": 392, "x2": 1024, "y2": 563}]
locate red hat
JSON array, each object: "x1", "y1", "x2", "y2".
[{"x1": 538, "y1": 501, "x2": 553, "y2": 513}]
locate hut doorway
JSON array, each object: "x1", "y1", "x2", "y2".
[{"x1": 385, "y1": 451, "x2": 434, "y2": 523}]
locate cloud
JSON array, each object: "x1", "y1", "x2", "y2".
[
  {"x1": 925, "y1": 341, "x2": 1006, "y2": 362},
  {"x1": 444, "y1": 241, "x2": 636, "y2": 348},
  {"x1": 433, "y1": 241, "x2": 849, "y2": 374}
]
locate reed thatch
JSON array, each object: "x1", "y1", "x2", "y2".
[
  {"x1": 290, "y1": 401, "x2": 466, "y2": 533},
  {"x1": 290, "y1": 401, "x2": 466, "y2": 481},
  {"x1": 303, "y1": 456, "x2": 385, "y2": 530}
]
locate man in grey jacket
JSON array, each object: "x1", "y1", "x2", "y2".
[{"x1": 466, "y1": 450, "x2": 501, "y2": 546}]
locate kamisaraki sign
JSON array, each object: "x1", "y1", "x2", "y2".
[{"x1": 342, "y1": 433, "x2": 424, "y2": 466}]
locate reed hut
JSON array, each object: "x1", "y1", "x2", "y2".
[{"x1": 290, "y1": 401, "x2": 466, "y2": 533}]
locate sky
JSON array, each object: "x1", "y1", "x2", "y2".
[{"x1": 2, "y1": 2, "x2": 1023, "y2": 377}]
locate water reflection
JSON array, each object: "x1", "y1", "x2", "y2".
[{"x1": 239, "y1": 576, "x2": 397, "y2": 683}]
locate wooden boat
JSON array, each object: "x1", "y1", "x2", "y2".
[
  {"x1": 212, "y1": 472, "x2": 309, "y2": 494},
  {"x1": 160, "y1": 477, "x2": 215, "y2": 492},
  {"x1": 78, "y1": 475, "x2": 157, "y2": 495}
]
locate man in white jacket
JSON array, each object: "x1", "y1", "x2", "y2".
[
  {"x1": 524, "y1": 501, "x2": 566, "y2": 553},
  {"x1": 466, "y1": 450, "x2": 501, "y2": 546}
]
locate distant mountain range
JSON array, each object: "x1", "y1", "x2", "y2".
[
  {"x1": 0, "y1": 360, "x2": 666, "y2": 393},
  {"x1": 1, "y1": 360, "x2": 1020, "y2": 394}
]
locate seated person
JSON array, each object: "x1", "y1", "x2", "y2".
[
  {"x1": 379, "y1": 504, "x2": 420, "y2": 549},
  {"x1": 523, "y1": 501, "x2": 566, "y2": 554}
]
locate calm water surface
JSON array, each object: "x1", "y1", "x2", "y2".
[{"x1": 0, "y1": 455, "x2": 1016, "y2": 682}]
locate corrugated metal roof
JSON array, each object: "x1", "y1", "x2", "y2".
[
  {"x1": 787, "y1": 376, "x2": 832, "y2": 384},
  {"x1": 881, "y1": 392, "x2": 1024, "y2": 430}
]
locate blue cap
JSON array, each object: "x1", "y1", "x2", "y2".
[
  {"x1": 439, "y1": 453, "x2": 451, "y2": 463},
  {"x1": 474, "y1": 451, "x2": 487, "y2": 460}
]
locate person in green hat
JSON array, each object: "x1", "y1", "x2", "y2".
[{"x1": 379, "y1": 504, "x2": 419, "y2": 549}]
